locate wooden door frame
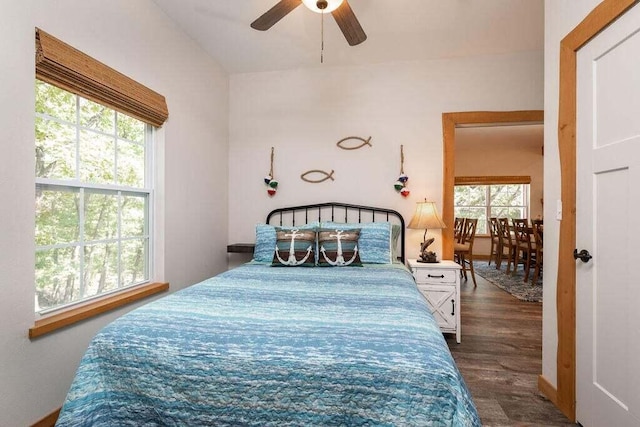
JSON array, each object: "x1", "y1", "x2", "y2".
[
  {"x1": 441, "y1": 110, "x2": 544, "y2": 259},
  {"x1": 554, "y1": 0, "x2": 638, "y2": 421}
]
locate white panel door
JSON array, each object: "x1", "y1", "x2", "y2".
[{"x1": 576, "y1": 4, "x2": 640, "y2": 426}]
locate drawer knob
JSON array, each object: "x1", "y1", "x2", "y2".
[{"x1": 428, "y1": 274, "x2": 445, "y2": 279}]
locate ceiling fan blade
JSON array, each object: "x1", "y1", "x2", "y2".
[
  {"x1": 332, "y1": 1, "x2": 367, "y2": 46},
  {"x1": 251, "y1": 0, "x2": 302, "y2": 31}
]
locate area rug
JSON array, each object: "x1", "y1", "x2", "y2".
[{"x1": 472, "y1": 261, "x2": 542, "y2": 302}]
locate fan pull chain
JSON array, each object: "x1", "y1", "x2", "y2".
[{"x1": 321, "y1": 10, "x2": 324, "y2": 63}]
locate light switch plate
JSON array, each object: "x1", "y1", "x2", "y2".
[{"x1": 556, "y1": 199, "x2": 562, "y2": 221}]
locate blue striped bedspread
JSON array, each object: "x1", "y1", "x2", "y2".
[{"x1": 57, "y1": 263, "x2": 480, "y2": 426}]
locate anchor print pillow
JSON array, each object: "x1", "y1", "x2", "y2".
[
  {"x1": 317, "y1": 228, "x2": 362, "y2": 267},
  {"x1": 254, "y1": 222, "x2": 319, "y2": 263},
  {"x1": 321, "y1": 222, "x2": 392, "y2": 264},
  {"x1": 271, "y1": 227, "x2": 317, "y2": 267}
]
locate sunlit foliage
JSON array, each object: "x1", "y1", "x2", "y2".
[
  {"x1": 35, "y1": 81, "x2": 149, "y2": 311},
  {"x1": 454, "y1": 184, "x2": 527, "y2": 234}
]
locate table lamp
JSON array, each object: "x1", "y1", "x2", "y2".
[{"x1": 408, "y1": 199, "x2": 446, "y2": 263}]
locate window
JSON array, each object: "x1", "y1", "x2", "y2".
[
  {"x1": 35, "y1": 80, "x2": 152, "y2": 313},
  {"x1": 30, "y1": 29, "x2": 169, "y2": 336},
  {"x1": 454, "y1": 182, "x2": 529, "y2": 235}
]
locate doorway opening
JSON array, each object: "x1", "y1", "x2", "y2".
[
  {"x1": 441, "y1": 111, "x2": 544, "y2": 259},
  {"x1": 441, "y1": 111, "x2": 547, "y2": 420},
  {"x1": 454, "y1": 124, "x2": 544, "y2": 260}
]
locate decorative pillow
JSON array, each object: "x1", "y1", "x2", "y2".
[
  {"x1": 321, "y1": 222, "x2": 392, "y2": 264},
  {"x1": 271, "y1": 227, "x2": 317, "y2": 267},
  {"x1": 317, "y1": 228, "x2": 362, "y2": 267},
  {"x1": 391, "y1": 223, "x2": 402, "y2": 263},
  {"x1": 253, "y1": 222, "x2": 319, "y2": 263},
  {"x1": 254, "y1": 224, "x2": 278, "y2": 263}
]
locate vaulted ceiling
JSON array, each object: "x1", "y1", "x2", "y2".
[{"x1": 153, "y1": 0, "x2": 544, "y2": 74}]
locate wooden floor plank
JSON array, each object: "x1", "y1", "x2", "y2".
[{"x1": 445, "y1": 273, "x2": 577, "y2": 426}]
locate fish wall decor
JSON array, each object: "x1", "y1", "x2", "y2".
[
  {"x1": 336, "y1": 136, "x2": 372, "y2": 150},
  {"x1": 300, "y1": 169, "x2": 335, "y2": 183}
]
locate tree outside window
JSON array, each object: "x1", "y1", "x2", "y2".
[
  {"x1": 35, "y1": 80, "x2": 152, "y2": 312},
  {"x1": 454, "y1": 183, "x2": 529, "y2": 235}
]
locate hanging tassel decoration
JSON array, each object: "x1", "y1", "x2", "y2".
[
  {"x1": 265, "y1": 147, "x2": 278, "y2": 196},
  {"x1": 395, "y1": 145, "x2": 410, "y2": 197}
]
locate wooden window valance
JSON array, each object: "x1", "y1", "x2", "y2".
[
  {"x1": 35, "y1": 28, "x2": 168, "y2": 127},
  {"x1": 455, "y1": 176, "x2": 531, "y2": 185}
]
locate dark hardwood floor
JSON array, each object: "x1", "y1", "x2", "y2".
[{"x1": 445, "y1": 271, "x2": 577, "y2": 426}]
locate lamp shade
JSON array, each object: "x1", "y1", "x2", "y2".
[
  {"x1": 407, "y1": 201, "x2": 446, "y2": 230},
  {"x1": 302, "y1": 0, "x2": 344, "y2": 13}
]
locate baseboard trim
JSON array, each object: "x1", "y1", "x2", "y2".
[
  {"x1": 31, "y1": 408, "x2": 60, "y2": 427},
  {"x1": 538, "y1": 374, "x2": 558, "y2": 406}
]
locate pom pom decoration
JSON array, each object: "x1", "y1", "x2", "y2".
[
  {"x1": 264, "y1": 147, "x2": 278, "y2": 197},
  {"x1": 394, "y1": 145, "x2": 410, "y2": 196}
]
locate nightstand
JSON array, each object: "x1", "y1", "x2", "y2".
[{"x1": 408, "y1": 259, "x2": 461, "y2": 343}]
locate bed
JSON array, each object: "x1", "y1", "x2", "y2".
[{"x1": 56, "y1": 202, "x2": 480, "y2": 426}]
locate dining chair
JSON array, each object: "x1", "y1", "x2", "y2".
[
  {"x1": 512, "y1": 218, "x2": 539, "y2": 283},
  {"x1": 497, "y1": 217, "x2": 516, "y2": 272},
  {"x1": 488, "y1": 217, "x2": 501, "y2": 268},
  {"x1": 454, "y1": 217, "x2": 465, "y2": 243},
  {"x1": 531, "y1": 219, "x2": 544, "y2": 284},
  {"x1": 454, "y1": 218, "x2": 478, "y2": 287}
]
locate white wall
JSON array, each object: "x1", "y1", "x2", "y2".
[
  {"x1": 228, "y1": 52, "x2": 544, "y2": 260},
  {"x1": 0, "y1": 1, "x2": 229, "y2": 424},
  {"x1": 542, "y1": 0, "x2": 601, "y2": 389}
]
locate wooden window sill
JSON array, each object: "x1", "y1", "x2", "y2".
[{"x1": 29, "y1": 282, "x2": 169, "y2": 339}]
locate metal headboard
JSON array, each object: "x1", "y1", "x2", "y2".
[{"x1": 266, "y1": 202, "x2": 405, "y2": 263}]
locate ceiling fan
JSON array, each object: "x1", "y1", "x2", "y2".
[{"x1": 251, "y1": 0, "x2": 367, "y2": 46}]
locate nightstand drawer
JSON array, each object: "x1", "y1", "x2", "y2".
[{"x1": 412, "y1": 268, "x2": 457, "y2": 284}]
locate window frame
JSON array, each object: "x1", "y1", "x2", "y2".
[
  {"x1": 454, "y1": 176, "x2": 531, "y2": 236},
  {"x1": 35, "y1": 82, "x2": 156, "y2": 312},
  {"x1": 30, "y1": 29, "x2": 168, "y2": 339}
]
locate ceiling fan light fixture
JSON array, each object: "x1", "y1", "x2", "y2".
[
  {"x1": 251, "y1": 0, "x2": 366, "y2": 47},
  {"x1": 302, "y1": 0, "x2": 344, "y2": 14}
]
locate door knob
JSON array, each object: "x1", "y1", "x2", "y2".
[{"x1": 573, "y1": 249, "x2": 592, "y2": 263}]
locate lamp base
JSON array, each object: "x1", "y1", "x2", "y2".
[{"x1": 417, "y1": 251, "x2": 439, "y2": 263}]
